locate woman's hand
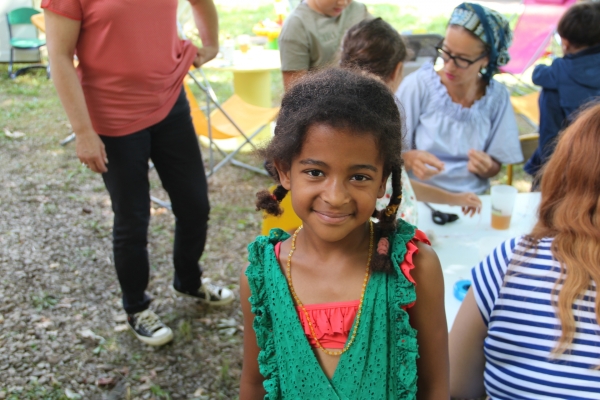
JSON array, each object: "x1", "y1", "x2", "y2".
[
  {"x1": 403, "y1": 150, "x2": 445, "y2": 180},
  {"x1": 192, "y1": 45, "x2": 219, "y2": 67},
  {"x1": 76, "y1": 131, "x2": 108, "y2": 174},
  {"x1": 467, "y1": 150, "x2": 501, "y2": 178},
  {"x1": 449, "y1": 192, "x2": 481, "y2": 217}
]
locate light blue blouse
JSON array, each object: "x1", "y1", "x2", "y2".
[{"x1": 396, "y1": 63, "x2": 522, "y2": 194}]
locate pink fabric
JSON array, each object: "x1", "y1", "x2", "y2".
[
  {"x1": 274, "y1": 229, "x2": 430, "y2": 349},
  {"x1": 42, "y1": 0, "x2": 197, "y2": 137},
  {"x1": 500, "y1": 0, "x2": 576, "y2": 74}
]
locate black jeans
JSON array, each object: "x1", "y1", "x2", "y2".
[{"x1": 101, "y1": 88, "x2": 209, "y2": 314}]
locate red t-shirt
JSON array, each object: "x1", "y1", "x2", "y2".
[{"x1": 42, "y1": 0, "x2": 197, "y2": 136}]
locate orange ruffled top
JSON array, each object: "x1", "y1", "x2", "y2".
[{"x1": 275, "y1": 229, "x2": 429, "y2": 349}]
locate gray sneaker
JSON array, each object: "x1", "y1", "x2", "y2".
[{"x1": 127, "y1": 309, "x2": 173, "y2": 346}]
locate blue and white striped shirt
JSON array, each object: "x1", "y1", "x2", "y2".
[{"x1": 472, "y1": 236, "x2": 600, "y2": 400}]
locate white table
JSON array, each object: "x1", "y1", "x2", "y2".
[{"x1": 415, "y1": 192, "x2": 541, "y2": 329}]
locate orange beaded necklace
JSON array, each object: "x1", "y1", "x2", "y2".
[{"x1": 286, "y1": 221, "x2": 373, "y2": 356}]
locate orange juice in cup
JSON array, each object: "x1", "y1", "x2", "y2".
[
  {"x1": 238, "y1": 35, "x2": 250, "y2": 53},
  {"x1": 490, "y1": 185, "x2": 517, "y2": 230}
]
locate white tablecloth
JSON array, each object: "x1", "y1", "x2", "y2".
[{"x1": 415, "y1": 192, "x2": 541, "y2": 329}]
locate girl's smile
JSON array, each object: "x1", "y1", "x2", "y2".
[{"x1": 313, "y1": 210, "x2": 353, "y2": 224}]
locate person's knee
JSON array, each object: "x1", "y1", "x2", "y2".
[
  {"x1": 173, "y1": 197, "x2": 210, "y2": 228},
  {"x1": 113, "y1": 210, "x2": 150, "y2": 244}
]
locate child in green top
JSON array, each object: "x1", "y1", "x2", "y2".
[
  {"x1": 278, "y1": 0, "x2": 369, "y2": 90},
  {"x1": 240, "y1": 68, "x2": 449, "y2": 399}
]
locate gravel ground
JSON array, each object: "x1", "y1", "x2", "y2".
[{"x1": 0, "y1": 70, "x2": 272, "y2": 400}]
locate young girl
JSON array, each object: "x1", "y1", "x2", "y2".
[
  {"x1": 449, "y1": 103, "x2": 600, "y2": 399},
  {"x1": 240, "y1": 69, "x2": 449, "y2": 399},
  {"x1": 340, "y1": 17, "x2": 482, "y2": 224}
]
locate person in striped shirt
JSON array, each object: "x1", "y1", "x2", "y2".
[{"x1": 449, "y1": 102, "x2": 600, "y2": 400}]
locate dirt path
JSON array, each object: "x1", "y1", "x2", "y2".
[{"x1": 0, "y1": 72, "x2": 271, "y2": 399}]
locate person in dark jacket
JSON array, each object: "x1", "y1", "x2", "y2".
[{"x1": 524, "y1": 1, "x2": 600, "y2": 180}]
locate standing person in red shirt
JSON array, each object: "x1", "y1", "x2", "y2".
[{"x1": 42, "y1": 0, "x2": 234, "y2": 346}]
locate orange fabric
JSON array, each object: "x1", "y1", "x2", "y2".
[
  {"x1": 273, "y1": 229, "x2": 429, "y2": 349},
  {"x1": 41, "y1": 0, "x2": 197, "y2": 137}
]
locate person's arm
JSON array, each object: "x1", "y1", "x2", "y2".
[
  {"x1": 278, "y1": 14, "x2": 310, "y2": 92},
  {"x1": 188, "y1": 0, "x2": 219, "y2": 67},
  {"x1": 410, "y1": 180, "x2": 481, "y2": 216},
  {"x1": 472, "y1": 86, "x2": 522, "y2": 178},
  {"x1": 408, "y1": 242, "x2": 449, "y2": 400},
  {"x1": 44, "y1": 9, "x2": 107, "y2": 173},
  {"x1": 283, "y1": 70, "x2": 306, "y2": 91},
  {"x1": 396, "y1": 72, "x2": 445, "y2": 180},
  {"x1": 532, "y1": 63, "x2": 558, "y2": 90},
  {"x1": 239, "y1": 268, "x2": 266, "y2": 399},
  {"x1": 449, "y1": 288, "x2": 487, "y2": 399}
]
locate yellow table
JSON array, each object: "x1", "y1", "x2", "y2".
[
  {"x1": 31, "y1": 13, "x2": 45, "y2": 32},
  {"x1": 201, "y1": 49, "x2": 281, "y2": 108}
]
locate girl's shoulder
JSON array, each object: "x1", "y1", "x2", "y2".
[{"x1": 247, "y1": 228, "x2": 289, "y2": 268}]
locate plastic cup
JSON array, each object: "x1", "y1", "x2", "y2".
[
  {"x1": 490, "y1": 185, "x2": 517, "y2": 230},
  {"x1": 238, "y1": 35, "x2": 250, "y2": 54}
]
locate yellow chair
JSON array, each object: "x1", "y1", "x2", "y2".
[
  {"x1": 184, "y1": 70, "x2": 280, "y2": 176},
  {"x1": 507, "y1": 92, "x2": 540, "y2": 185},
  {"x1": 260, "y1": 185, "x2": 302, "y2": 236},
  {"x1": 506, "y1": 133, "x2": 539, "y2": 185}
]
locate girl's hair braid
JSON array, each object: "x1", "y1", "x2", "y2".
[
  {"x1": 256, "y1": 184, "x2": 288, "y2": 217},
  {"x1": 371, "y1": 164, "x2": 403, "y2": 273}
]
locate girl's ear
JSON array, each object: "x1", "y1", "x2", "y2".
[
  {"x1": 274, "y1": 160, "x2": 292, "y2": 190},
  {"x1": 561, "y1": 38, "x2": 572, "y2": 55},
  {"x1": 389, "y1": 61, "x2": 404, "y2": 92},
  {"x1": 377, "y1": 173, "x2": 389, "y2": 198}
]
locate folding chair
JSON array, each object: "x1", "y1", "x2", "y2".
[
  {"x1": 6, "y1": 7, "x2": 49, "y2": 79},
  {"x1": 402, "y1": 33, "x2": 443, "y2": 77},
  {"x1": 185, "y1": 69, "x2": 279, "y2": 177}
]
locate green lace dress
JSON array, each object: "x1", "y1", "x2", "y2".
[{"x1": 245, "y1": 220, "x2": 419, "y2": 399}]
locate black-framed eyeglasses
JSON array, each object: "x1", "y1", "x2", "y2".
[{"x1": 435, "y1": 46, "x2": 488, "y2": 69}]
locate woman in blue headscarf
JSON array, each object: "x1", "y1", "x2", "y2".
[{"x1": 397, "y1": 2, "x2": 522, "y2": 194}]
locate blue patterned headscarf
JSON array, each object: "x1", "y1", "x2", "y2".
[{"x1": 448, "y1": 2, "x2": 512, "y2": 82}]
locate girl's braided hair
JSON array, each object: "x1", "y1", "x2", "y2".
[{"x1": 256, "y1": 68, "x2": 405, "y2": 273}]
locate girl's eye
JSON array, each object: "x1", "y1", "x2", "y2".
[
  {"x1": 306, "y1": 170, "x2": 324, "y2": 177},
  {"x1": 352, "y1": 174, "x2": 371, "y2": 182}
]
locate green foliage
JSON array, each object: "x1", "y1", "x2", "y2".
[
  {"x1": 150, "y1": 385, "x2": 171, "y2": 399},
  {"x1": 177, "y1": 319, "x2": 193, "y2": 342},
  {"x1": 5, "y1": 383, "x2": 69, "y2": 400},
  {"x1": 368, "y1": 4, "x2": 447, "y2": 35},
  {"x1": 31, "y1": 292, "x2": 58, "y2": 310}
]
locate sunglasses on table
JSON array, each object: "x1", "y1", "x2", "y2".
[{"x1": 435, "y1": 46, "x2": 488, "y2": 69}]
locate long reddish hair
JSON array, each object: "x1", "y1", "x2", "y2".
[{"x1": 529, "y1": 102, "x2": 600, "y2": 353}]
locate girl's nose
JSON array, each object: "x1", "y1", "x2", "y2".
[{"x1": 322, "y1": 179, "x2": 350, "y2": 206}]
